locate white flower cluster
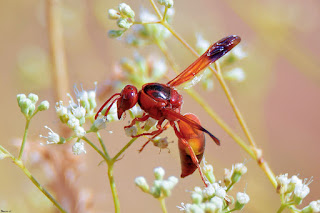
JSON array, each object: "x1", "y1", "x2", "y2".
[
  {"x1": 135, "y1": 167, "x2": 178, "y2": 198},
  {"x1": 178, "y1": 161, "x2": 249, "y2": 212},
  {"x1": 276, "y1": 174, "x2": 316, "y2": 208},
  {"x1": 54, "y1": 84, "x2": 99, "y2": 138},
  {"x1": 17, "y1": 93, "x2": 49, "y2": 119},
  {"x1": 108, "y1": 3, "x2": 135, "y2": 38}
]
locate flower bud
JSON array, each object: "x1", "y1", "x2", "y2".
[
  {"x1": 231, "y1": 163, "x2": 247, "y2": 184},
  {"x1": 38, "y1": 100, "x2": 50, "y2": 111},
  {"x1": 302, "y1": 200, "x2": 320, "y2": 213},
  {"x1": 108, "y1": 30, "x2": 124, "y2": 38},
  {"x1": 235, "y1": 192, "x2": 250, "y2": 210},
  {"x1": 28, "y1": 93, "x2": 39, "y2": 104},
  {"x1": 203, "y1": 164, "x2": 215, "y2": 184},
  {"x1": 108, "y1": 9, "x2": 120, "y2": 20},
  {"x1": 154, "y1": 167, "x2": 165, "y2": 180},
  {"x1": 135, "y1": 176, "x2": 150, "y2": 193},
  {"x1": 191, "y1": 193, "x2": 203, "y2": 204},
  {"x1": 74, "y1": 126, "x2": 86, "y2": 138},
  {"x1": 117, "y1": 18, "x2": 132, "y2": 29},
  {"x1": 158, "y1": 0, "x2": 174, "y2": 8},
  {"x1": 17, "y1": 94, "x2": 27, "y2": 105},
  {"x1": 90, "y1": 118, "x2": 107, "y2": 132},
  {"x1": 210, "y1": 197, "x2": 223, "y2": 210},
  {"x1": 118, "y1": 3, "x2": 135, "y2": 18}
]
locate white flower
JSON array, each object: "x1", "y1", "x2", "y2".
[
  {"x1": 210, "y1": 196, "x2": 223, "y2": 209},
  {"x1": 212, "y1": 183, "x2": 226, "y2": 199},
  {"x1": 74, "y1": 126, "x2": 86, "y2": 138},
  {"x1": 70, "y1": 100, "x2": 86, "y2": 119},
  {"x1": 40, "y1": 126, "x2": 60, "y2": 144},
  {"x1": 294, "y1": 183, "x2": 310, "y2": 199},
  {"x1": 236, "y1": 192, "x2": 250, "y2": 204},
  {"x1": 276, "y1": 173, "x2": 290, "y2": 194},
  {"x1": 55, "y1": 101, "x2": 68, "y2": 117},
  {"x1": 310, "y1": 200, "x2": 320, "y2": 212},
  {"x1": 203, "y1": 184, "x2": 215, "y2": 197},
  {"x1": 72, "y1": 141, "x2": 86, "y2": 155}
]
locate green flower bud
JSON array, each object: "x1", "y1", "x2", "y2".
[
  {"x1": 203, "y1": 164, "x2": 215, "y2": 184},
  {"x1": 117, "y1": 18, "x2": 132, "y2": 29},
  {"x1": 38, "y1": 100, "x2": 49, "y2": 111},
  {"x1": 118, "y1": 3, "x2": 135, "y2": 18},
  {"x1": 17, "y1": 94, "x2": 27, "y2": 106},
  {"x1": 191, "y1": 193, "x2": 203, "y2": 204},
  {"x1": 154, "y1": 167, "x2": 165, "y2": 180},
  {"x1": 135, "y1": 176, "x2": 150, "y2": 193},
  {"x1": 28, "y1": 93, "x2": 39, "y2": 104},
  {"x1": 235, "y1": 192, "x2": 250, "y2": 210},
  {"x1": 108, "y1": 30, "x2": 124, "y2": 38},
  {"x1": 27, "y1": 103, "x2": 36, "y2": 117},
  {"x1": 158, "y1": 0, "x2": 174, "y2": 8}
]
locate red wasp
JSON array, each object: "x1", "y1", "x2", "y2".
[{"x1": 96, "y1": 35, "x2": 241, "y2": 186}]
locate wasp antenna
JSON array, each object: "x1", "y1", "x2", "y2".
[{"x1": 95, "y1": 93, "x2": 121, "y2": 119}]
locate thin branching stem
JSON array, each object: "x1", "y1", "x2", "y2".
[
  {"x1": 149, "y1": 0, "x2": 163, "y2": 19},
  {"x1": 13, "y1": 158, "x2": 67, "y2": 213},
  {"x1": 82, "y1": 136, "x2": 107, "y2": 161},
  {"x1": 18, "y1": 118, "x2": 31, "y2": 160},
  {"x1": 108, "y1": 162, "x2": 120, "y2": 213},
  {"x1": 112, "y1": 138, "x2": 138, "y2": 162},
  {"x1": 159, "y1": 198, "x2": 168, "y2": 213},
  {"x1": 96, "y1": 132, "x2": 110, "y2": 160}
]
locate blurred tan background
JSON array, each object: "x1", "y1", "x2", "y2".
[{"x1": 0, "y1": 0, "x2": 320, "y2": 212}]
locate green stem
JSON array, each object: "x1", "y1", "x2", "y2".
[
  {"x1": 149, "y1": 0, "x2": 163, "y2": 19},
  {"x1": 13, "y1": 158, "x2": 66, "y2": 212},
  {"x1": 18, "y1": 118, "x2": 31, "y2": 160},
  {"x1": 112, "y1": 138, "x2": 138, "y2": 162},
  {"x1": 108, "y1": 162, "x2": 120, "y2": 213},
  {"x1": 186, "y1": 89, "x2": 256, "y2": 159},
  {"x1": 82, "y1": 136, "x2": 108, "y2": 161},
  {"x1": 96, "y1": 132, "x2": 110, "y2": 159},
  {"x1": 159, "y1": 198, "x2": 168, "y2": 213},
  {"x1": 162, "y1": 7, "x2": 168, "y2": 21},
  {"x1": 277, "y1": 203, "x2": 288, "y2": 213}
]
